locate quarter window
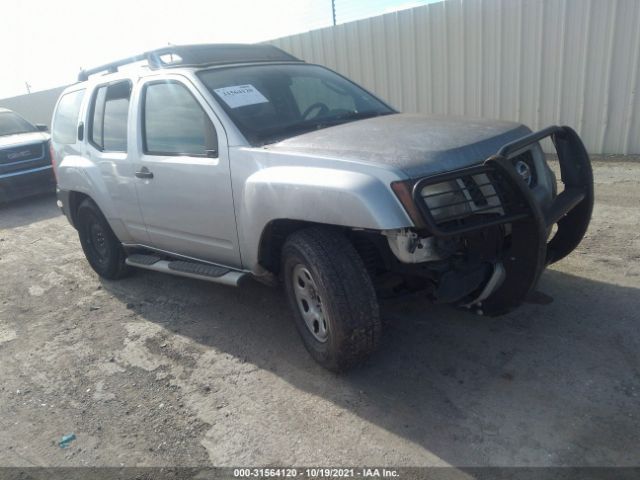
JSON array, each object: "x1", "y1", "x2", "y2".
[
  {"x1": 52, "y1": 89, "x2": 85, "y2": 144},
  {"x1": 143, "y1": 81, "x2": 217, "y2": 157},
  {"x1": 89, "y1": 81, "x2": 131, "y2": 152}
]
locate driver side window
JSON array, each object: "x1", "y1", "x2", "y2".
[
  {"x1": 143, "y1": 81, "x2": 218, "y2": 157},
  {"x1": 289, "y1": 76, "x2": 356, "y2": 117}
]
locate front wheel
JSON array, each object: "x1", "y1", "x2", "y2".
[
  {"x1": 76, "y1": 198, "x2": 131, "y2": 280},
  {"x1": 282, "y1": 227, "x2": 381, "y2": 372}
]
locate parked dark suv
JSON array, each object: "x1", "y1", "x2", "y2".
[{"x1": 0, "y1": 108, "x2": 54, "y2": 202}]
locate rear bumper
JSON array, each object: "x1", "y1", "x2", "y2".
[
  {"x1": 412, "y1": 126, "x2": 593, "y2": 314},
  {"x1": 0, "y1": 165, "x2": 56, "y2": 203},
  {"x1": 56, "y1": 187, "x2": 75, "y2": 228}
]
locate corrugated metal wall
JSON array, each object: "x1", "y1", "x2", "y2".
[
  {"x1": 270, "y1": 0, "x2": 640, "y2": 155},
  {"x1": 0, "y1": 86, "x2": 67, "y2": 128}
]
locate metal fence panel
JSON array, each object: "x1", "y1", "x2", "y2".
[{"x1": 270, "y1": 0, "x2": 640, "y2": 155}]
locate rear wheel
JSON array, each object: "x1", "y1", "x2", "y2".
[
  {"x1": 76, "y1": 198, "x2": 131, "y2": 280},
  {"x1": 282, "y1": 227, "x2": 381, "y2": 372}
]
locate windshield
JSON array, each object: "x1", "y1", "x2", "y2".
[
  {"x1": 0, "y1": 111, "x2": 37, "y2": 136},
  {"x1": 198, "y1": 64, "x2": 394, "y2": 145}
]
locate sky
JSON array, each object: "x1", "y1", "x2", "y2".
[{"x1": 1, "y1": 0, "x2": 435, "y2": 99}]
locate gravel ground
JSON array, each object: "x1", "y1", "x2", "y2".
[{"x1": 0, "y1": 160, "x2": 638, "y2": 467}]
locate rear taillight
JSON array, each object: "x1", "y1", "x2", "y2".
[{"x1": 49, "y1": 141, "x2": 58, "y2": 182}]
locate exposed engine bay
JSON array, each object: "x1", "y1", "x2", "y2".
[
  {"x1": 353, "y1": 126, "x2": 594, "y2": 317},
  {"x1": 381, "y1": 227, "x2": 507, "y2": 312}
]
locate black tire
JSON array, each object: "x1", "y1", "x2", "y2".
[
  {"x1": 76, "y1": 198, "x2": 131, "y2": 280},
  {"x1": 282, "y1": 227, "x2": 381, "y2": 372}
]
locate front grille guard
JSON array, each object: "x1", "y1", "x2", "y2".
[
  {"x1": 411, "y1": 125, "x2": 594, "y2": 315},
  {"x1": 412, "y1": 126, "x2": 593, "y2": 248},
  {"x1": 412, "y1": 163, "x2": 531, "y2": 237}
]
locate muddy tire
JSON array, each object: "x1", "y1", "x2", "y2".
[
  {"x1": 282, "y1": 227, "x2": 381, "y2": 372},
  {"x1": 77, "y1": 198, "x2": 131, "y2": 280}
]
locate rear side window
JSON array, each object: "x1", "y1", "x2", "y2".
[
  {"x1": 143, "y1": 81, "x2": 217, "y2": 157},
  {"x1": 52, "y1": 89, "x2": 85, "y2": 144},
  {"x1": 89, "y1": 81, "x2": 131, "y2": 152}
]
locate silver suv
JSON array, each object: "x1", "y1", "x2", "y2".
[{"x1": 52, "y1": 44, "x2": 593, "y2": 371}]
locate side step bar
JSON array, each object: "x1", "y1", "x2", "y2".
[{"x1": 125, "y1": 254, "x2": 246, "y2": 287}]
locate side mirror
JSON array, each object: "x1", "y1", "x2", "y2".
[
  {"x1": 36, "y1": 124, "x2": 48, "y2": 132},
  {"x1": 205, "y1": 148, "x2": 218, "y2": 158}
]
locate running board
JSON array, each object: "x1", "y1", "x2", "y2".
[{"x1": 125, "y1": 254, "x2": 246, "y2": 287}]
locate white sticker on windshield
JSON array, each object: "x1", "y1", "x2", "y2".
[{"x1": 213, "y1": 84, "x2": 269, "y2": 109}]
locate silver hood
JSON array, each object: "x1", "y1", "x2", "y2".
[{"x1": 265, "y1": 113, "x2": 531, "y2": 178}]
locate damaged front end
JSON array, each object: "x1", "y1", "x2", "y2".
[{"x1": 380, "y1": 126, "x2": 593, "y2": 316}]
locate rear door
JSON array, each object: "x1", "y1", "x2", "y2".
[
  {"x1": 131, "y1": 76, "x2": 240, "y2": 268},
  {"x1": 85, "y1": 79, "x2": 149, "y2": 244}
]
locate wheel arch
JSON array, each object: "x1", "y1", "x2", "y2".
[
  {"x1": 67, "y1": 190, "x2": 91, "y2": 228},
  {"x1": 257, "y1": 219, "x2": 348, "y2": 275}
]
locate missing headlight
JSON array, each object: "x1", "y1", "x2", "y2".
[
  {"x1": 420, "y1": 180, "x2": 471, "y2": 222},
  {"x1": 420, "y1": 175, "x2": 504, "y2": 224}
]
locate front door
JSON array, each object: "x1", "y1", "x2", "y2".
[{"x1": 133, "y1": 78, "x2": 241, "y2": 268}]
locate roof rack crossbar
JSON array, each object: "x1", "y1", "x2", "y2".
[
  {"x1": 77, "y1": 44, "x2": 301, "y2": 82},
  {"x1": 78, "y1": 54, "x2": 147, "y2": 82}
]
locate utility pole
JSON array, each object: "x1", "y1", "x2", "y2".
[
  {"x1": 331, "y1": 0, "x2": 336, "y2": 26},
  {"x1": 25, "y1": 82, "x2": 31, "y2": 94}
]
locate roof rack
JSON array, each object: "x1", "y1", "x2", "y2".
[{"x1": 77, "y1": 44, "x2": 302, "y2": 82}]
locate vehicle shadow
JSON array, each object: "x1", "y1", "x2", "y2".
[
  {"x1": 101, "y1": 267, "x2": 640, "y2": 466},
  {"x1": 0, "y1": 193, "x2": 59, "y2": 229}
]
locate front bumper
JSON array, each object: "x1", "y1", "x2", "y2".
[
  {"x1": 0, "y1": 166, "x2": 56, "y2": 203},
  {"x1": 412, "y1": 126, "x2": 593, "y2": 315}
]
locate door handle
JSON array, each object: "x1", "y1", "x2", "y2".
[{"x1": 135, "y1": 167, "x2": 154, "y2": 179}]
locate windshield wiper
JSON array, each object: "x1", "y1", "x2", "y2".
[
  {"x1": 259, "y1": 111, "x2": 392, "y2": 145},
  {"x1": 315, "y1": 110, "x2": 391, "y2": 128}
]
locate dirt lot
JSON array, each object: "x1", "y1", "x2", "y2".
[{"x1": 0, "y1": 160, "x2": 639, "y2": 468}]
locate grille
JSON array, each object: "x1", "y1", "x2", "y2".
[
  {"x1": 413, "y1": 164, "x2": 531, "y2": 236},
  {"x1": 0, "y1": 143, "x2": 44, "y2": 165},
  {"x1": 460, "y1": 175, "x2": 488, "y2": 206}
]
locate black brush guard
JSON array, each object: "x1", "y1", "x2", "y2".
[{"x1": 412, "y1": 126, "x2": 594, "y2": 315}]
